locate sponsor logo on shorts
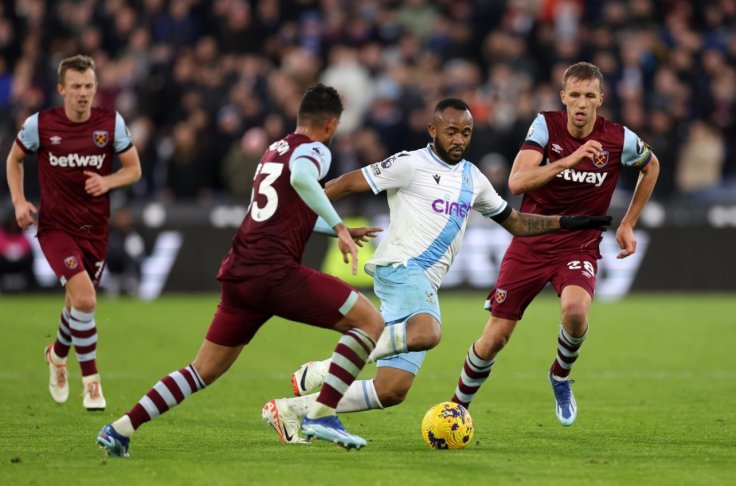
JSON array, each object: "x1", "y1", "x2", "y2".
[
  {"x1": 64, "y1": 256, "x2": 78, "y2": 270},
  {"x1": 425, "y1": 290, "x2": 435, "y2": 305},
  {"x1": 495, "y1": 288, "x2": 507, "y2": 304},
  {"x1": 93, "y1": 130, "x2": 109, "y2": 148}
]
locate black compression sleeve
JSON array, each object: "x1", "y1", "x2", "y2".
[{"x1": 490, "y1": 204, "x2": 512, "y2": 224}]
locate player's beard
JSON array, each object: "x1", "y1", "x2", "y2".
[{"x1": 433, "y1": 139, "x2": 465, "y2": 165}]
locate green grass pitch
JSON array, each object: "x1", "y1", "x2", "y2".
[{"x1": 2, "y1": 292, "x2": 735, "y2": 485}]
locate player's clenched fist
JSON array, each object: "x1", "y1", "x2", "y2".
[
  {"x1": 566, "y1": 140, "x2": 603, "y2": 168},
  {"x1": 84, "y1": 170, "x2": 111, "y2": 197},
  {"x1": 14, "y1": 200, "x2": 38, "y2": 229}
]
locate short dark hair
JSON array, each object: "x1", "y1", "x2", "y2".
[
  {"x1": 58, "y1": 54, "x2": 96, "y2": 85},
  {"x1": 562, "y1": 62, "x2": 603, "y2": 89},
  {"x1": 434, "y1": 98, "x2": 470, "y2": 114},
  {"x1": 297, "y1": 84, "x2": 343, "y2": 125}
]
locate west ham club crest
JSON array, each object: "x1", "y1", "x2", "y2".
[
  {"x1": 64, "y1": 256, "x2": 79, "y2": 270},
  {"x1": 93, "y1": 130, "x2": 109, "y2": 148},
  {"x1": 593, "y1": 150, "x2": 609, "y2": 168},
  {"x1": 495, "y1": 289, "x2": 507, "y2": 304}
]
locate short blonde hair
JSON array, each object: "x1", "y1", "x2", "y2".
[{"x1": 58, "y1": 55, "x2": 96, "y2": 85}]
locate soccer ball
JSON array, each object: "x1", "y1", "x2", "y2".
[{"x1": 421, "y1": 401, "x2": 474, "y2": 449}]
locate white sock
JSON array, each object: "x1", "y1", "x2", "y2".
[
  {"x1": 367, "y1": 321, "x2": 408, "y2": 363},
  {"x1": 287, "y1": 395, "x2": 316, "y2": 417},
  {"x1": 298, "y1": 379, "x2": 384, "y2": 415},
  {"x1": 337, "y1": 379, "x2": 383, "y2": 412},
  {"x1": 112, "y1": 415, "x2": 134, "y2": 437}
]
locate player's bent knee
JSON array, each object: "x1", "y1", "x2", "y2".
[
  {"x1": 407, "y1": 314, "x2": 441, "y2": 350},
  {"x1": 420, "y1": 328, "x2": 442, "y2": 350},
  {"x1": 71, "y1": 295, "x2": 96, "y2": 313},
  {"x1": 377, "y1": 385, "x2": 411, "y2": 407},
  {"x1": 343, "y1": 296, "x2": 384, "y2": 339},
  {"x1": 561, "y1": 303, "x2": 587, "y2": 327},
  {"x1": 478, "y1": 332, "x2": 511, "y2": 357}
]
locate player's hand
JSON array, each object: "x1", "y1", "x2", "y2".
[
  {"x1": 615, "y1": 223, "x2": 637, "y2": 259},
  {"x1": 559, "y1": 215, "x2": 612, "y2": 231},
  {"x1": 348, "y1": 226, "x2": 383, "y2": 247},
  {"x1": 335, "y1": 223, "x2": 359, "y2": 275},
  {"x1": 83, "y1": 171, "x2": 111, "y2": 197},
  {"x1": 566, "y1": 140, "x2": 602, "y2": 168},
  {"x1": 14, "y1": 200, "x2": 38, "y2": 229}
]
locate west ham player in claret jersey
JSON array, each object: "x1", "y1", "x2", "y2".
[
  {"x1": 97, "y1": 85, "x2": 385, "y2": 457},
  {"x1": 450, "y1": 62, "x2": 660, "y2": 426},
  {"x1": 262, "y1": 98, "x2": 610, "y2": 445},
  {"x1": 6, "y1": 55, "x2": 142, "y2": 411}
]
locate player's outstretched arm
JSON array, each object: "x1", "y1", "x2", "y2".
[
  {"x1": 499, "y1": 208, "x2": 612, "y2": 236},
  {"x1": 616, "y1": 153, "x2": 660, "y2": 259},
  {"x1": 313, "y1": 217, "x2": 382, "y2": 247},
  {"x1": 324, "y1": 169, "x2": 372, "y2": 201},
  {"x1": 6, "y1": 142, "x2": 38, "y2": 229},
  {"x1": 335, "y1": 223, "x2": 359, "y2": 275},
  {"x1": 348, "y1": 225, "x2": 382, "y2": 247}
]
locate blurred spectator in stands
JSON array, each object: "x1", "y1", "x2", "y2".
[
  {"x1": 104, "y1": 208, "x2": 144, "y2": 297},
  {"x1": 676, "y1": 121, "x2": 726, "y2": 200},
  {"x1": 322, "y1": 45, "x2": 374, "y2": 134},
  {"x1": 396, "y1": 0, "x2": 437, "y2": 44},
  {"x1": 0, "y1": 0, "x2": 734, "y2": 209},
  {"x1": 363, "y1": 77, "x2": 405, "y2": 156},
  {"x1": 479, "y1": 153, "x2": 511, "y2": 201},
  {"x1": 0, "y1": 209, "x2": 36, "y2": 292},
  {"x1": 221, "y1": 127, "x2": 269, "y2": 201},
  {"x1": 162, "y1": 121, "x2": 213, "y2": 202},
  {"x1": 643, "y1": 109, "x2": 681, "y2": 201}
]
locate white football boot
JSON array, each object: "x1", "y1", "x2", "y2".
[
  {"x1": 83, "y1": 374, "x2": 106, "y2": 411},
  {"x1": 291, "y1": 359, "x2": 330, "y2": 396},
  {"x1": 262, "y1": 398, "x2": 309, "y2": 444},
  {"x1": 44, "y1": 344, "x2": 69, "y2": 403}
]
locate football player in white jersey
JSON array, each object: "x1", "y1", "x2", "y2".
[{"x1": 262, "y1": 98, "x2": 611, "y2": 443}]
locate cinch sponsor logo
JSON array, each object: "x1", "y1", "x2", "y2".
[
  {"x1": 49, "y1": 153, "x2": 106, "y2": 169},
  {"x1": 556, "y1": 168, "x2": 607, "y2": 187},
  {"x1": 432, "y1": 199, "x2": 470, "y2": 218}
]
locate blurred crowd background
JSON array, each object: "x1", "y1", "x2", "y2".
[{"x1": 0, "y1": 0, "x2": 735, "y2": 209}]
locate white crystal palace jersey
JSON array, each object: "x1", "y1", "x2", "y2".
[{"x1": 361, "y1": 144, "x2": 507, "y2": 288}]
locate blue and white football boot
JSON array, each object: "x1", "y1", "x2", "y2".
[
  {"x1": 549, "y1": 372, "x2": 577, "y2": 426},
  {"x1": 301, "y1": 415, "x2": 367, "y2": 450},
  {"x1": 97, "y1": 424, "x2": 130, "y2": 457}
]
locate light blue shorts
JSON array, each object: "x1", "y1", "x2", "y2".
[{"x1": 372, "y1": 263, "x2": 441, "y2": 375}]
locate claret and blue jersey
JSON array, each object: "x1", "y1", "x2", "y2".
[
  {"x1": 15, "y1": 107, "x2": 133, "y2": 240},
  {"x1": 361, "y1": 144, "x2": 508, "y2": 289},
  {"x1": 508, "y1": 110, "x2": 654, "y2": 259}
]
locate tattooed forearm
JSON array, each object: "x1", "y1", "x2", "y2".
[{"x1": 501, "y1": 211, "x2": 561, "y2": 236}]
